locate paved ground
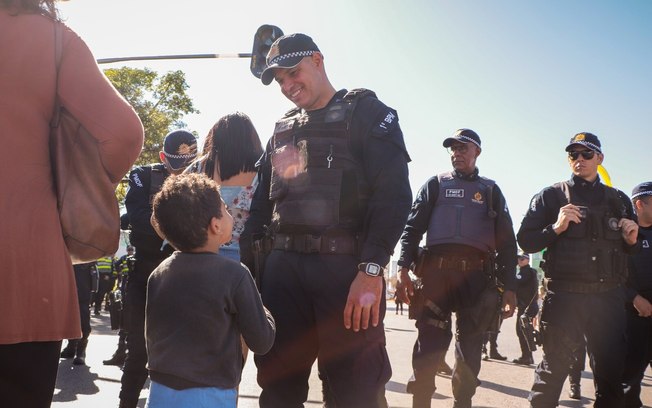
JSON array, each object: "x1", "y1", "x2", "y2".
[{"x1": 52, "y1": 306, "x2": 652, "y2": 407}]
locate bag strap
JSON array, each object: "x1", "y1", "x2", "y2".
[{"x1": 50, "y1": 22, "x2": 63, "y2": 128}]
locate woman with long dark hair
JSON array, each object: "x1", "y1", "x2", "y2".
[{"x1": 188, "y1": 112, "x2": 263, "y2": 262}]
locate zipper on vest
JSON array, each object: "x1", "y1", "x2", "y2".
[{"x1": 327, "y1": 144, "x2": 333, "y2": 169}]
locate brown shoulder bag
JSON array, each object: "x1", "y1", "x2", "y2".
[{"x1": 50, "y1": 23, "x2": 120, "y2": 264}]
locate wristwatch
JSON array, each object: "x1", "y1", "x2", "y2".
[{"x1": 358, "y1": 262, "x2": 384, "y2": 277}]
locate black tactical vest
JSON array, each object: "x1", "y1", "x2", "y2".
[
  {"x1": 425, "y1": 171, "x2": 497, "y2": 252},
  {"x1": 268, "y1": 89, "x2": 374, "y2": 234},
  {"x1": 544, "y1": 181, "x2": 627, "y2": 283}
]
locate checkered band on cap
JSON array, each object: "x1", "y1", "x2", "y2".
[
  {"x1": 164, "y1": 152, "x2": 195, "y2": 160},
  {"x1": 633, "y1": 190, "x2": 652, "y2": 199},
  {"x1": 457, "y1": 134, "x2": 481, "y2": 148},
  {"x1": 268, "y1": 50, "x2": 316, "y2": 66},
  {"x1": 573, "y1": 141, "x2": 602, "y2": 153}
]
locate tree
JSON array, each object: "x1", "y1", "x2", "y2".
[
  {"x1": 104, "y1": 67, "x2": 198, "y2": 166},
  {"x1": 104, "y1": 67, "x2": 198, "y2": 203}
]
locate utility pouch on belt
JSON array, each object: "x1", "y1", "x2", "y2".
[
  {"x1": 408, "y1": 278, "x2": 425, "y2": 320},
  {"x1": 413, "y1": 247, "x2": 429, "y2": 278}
]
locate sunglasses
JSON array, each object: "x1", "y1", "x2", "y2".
[{"x1": 568, "y1": 150, "x2": 595, "y2": 161}]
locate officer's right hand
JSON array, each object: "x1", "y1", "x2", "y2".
[
  {"x1": 633, "y1": 294, "x2": 652, "y2": 317},
  {"x1": 397, "y1": 267, "x2": 414, "y2": 305},
  {"x1": 552, "y1": 204, "x2": 583, "y2": 234}
]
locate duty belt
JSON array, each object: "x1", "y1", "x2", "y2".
[
  {"x1": 429, "y1": 254, "x2": 485, "y2": 272},
  {"x1": 545, "y1": 279, "x2": 621, "y2": 294},
  {"x1": 273, "y1": 233, "x2": 360, "y2": 255}
]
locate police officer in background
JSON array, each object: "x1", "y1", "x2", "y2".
[
  {"x1": 104, "y1": 244, "x2": 135, "y2": 367},
  {"x1": 623, "y1": 181, "x2": 652, "y2": 407},
  {"x1": 517, "y1": 132, "x2": 639, "y2": 407},
  {"x1": 513, "y1": 252, "x2": 539, "y2": 366},
  {"x1": 397, "y1": 129, "x2": 518, "y2": 408},
  {"x1": 92, "y1": 255, "x2": 114, "y2": 316},
  {"x1": 241, "y1": 33, "x2": 412, "y2": 408},
  {"x1": 118, "y1": 130, "x2": 197, "y2": 408}
]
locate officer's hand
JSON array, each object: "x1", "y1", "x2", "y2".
[
  {"x1": 619, "y1": 218, "x2": 639, "y2": 246},
  {"x1": 633, "y1": 294, "x2": 652, "y2": 318},
  {"x1": 344, "y1": 272, "x2": 383, "y2": 332},
  {"x1": 397, "y1": 267, "x2": 414, "y2": 305},
  {"x1": 552, "y1": 204, "x2": 583, "y2": 234},
  {"x1": 501, "y1": 290, "x2": 517, "y2": 319}
]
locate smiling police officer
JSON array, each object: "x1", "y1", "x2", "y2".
[
  {"x1": 518, "y1": 132, "x2": 639, "y2": 407},
  {"x1": 242, "y1": 33, "x2": 412, "y2": 408}
]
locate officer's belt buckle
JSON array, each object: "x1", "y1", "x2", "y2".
[{"x1": 304, "y1": 235, "x2": 322, "y2": 253}]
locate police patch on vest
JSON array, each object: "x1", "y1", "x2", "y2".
[
  {"x1": 644, "y1": 240, "x2": 650, "y2": 249},
  {"x1": 445, "y1": 189, "x2": 464, "y2": 198},
  {"x1": 472, "y1": 191, "x2": 484, "y2": 204}
]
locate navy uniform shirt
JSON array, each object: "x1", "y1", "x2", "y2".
[
  {"x1": 398, "y1": 168, "x2": 518, "y2": 291},
  {"x1": 242, "y1": 89, "x2": 412, "y2": 268},
  {"x1": 517, "y1": 174, "x2": 638, "y2": 256},
  {"x1": 124, "y1": 163, "x2": 170, "y2": 256}
]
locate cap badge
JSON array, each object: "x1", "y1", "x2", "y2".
[
  {"x1": 574, "y1": 134, "x2": 586, "y2": 141},
  {"x1": 177, "y1": 143, "x2": 193, "y2": 155}
]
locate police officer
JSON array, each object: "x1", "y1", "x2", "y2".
[
  {"x1": 513, "y1": 252, "x2": 539, "y2": 365},
  {"x1": 242, "y1": 33, "x2": 412, "y2": 408},
  {"x1": 397, "y1": 129, "x2": 518, "y2": 408},
  {"x1": 104, "y1": 245, "x2": 135, "y2": 367},
  {"x1": 92, "y1": 255, "x2": 114, "y2": 316},
  {"x1": 517, "y1": 132, "x2": 639, "y2": 407},
  {"x1": 623, "y1": 181, "x2": 652, "y2": 407},
  {"x1": 118, "y1": 130, "x2": 197, "y2": 408}
]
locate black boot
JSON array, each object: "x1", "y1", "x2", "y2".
[
  {"x1": 73, "y1": 338, "x2": 88, "y2": 365},
  {"x1": 60, "y1": 340, "x2": 78, "y2": 359},
  {"x1": 569, "y1": 383, "x2": 581, "y2": 400},
  {"x1": 103, "y1": 343, "x2": 127, "y2": 366},
  {"x1": 489, "y1": 348, "x2": 507, "y2": 361}
]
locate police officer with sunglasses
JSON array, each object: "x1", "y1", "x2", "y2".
[{"x1": 517, "y1": 132, "x2": 640, "y2": 407}]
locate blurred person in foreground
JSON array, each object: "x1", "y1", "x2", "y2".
[
  {"x1": 0, "y1": 1, "x2": 143, "y2": 406},
  {"x1": 518, "y1": 132, "x2": 639, "y2": 407}
]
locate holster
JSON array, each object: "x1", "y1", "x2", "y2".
[
  {"x1": 252, "y1": 235, "x2": 273, "y2": 290},
  {"x1": 108, "y1": 289, "x2": 123, "y2": 331},
  {"x1": 413, "y1": 247, "x2": 429, "y2": 278},
  {"x1": 408, "y1": 278, "x2": 425, "y2": 320}
]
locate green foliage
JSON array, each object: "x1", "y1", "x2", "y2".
[
  {"x1": 104, "y1": 67, "x2": 198, "y2": 205},
  {"x1": 104, "y1": 67, "x2": 198, "y2": 167}
]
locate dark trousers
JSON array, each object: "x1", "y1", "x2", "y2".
[
  {"x1": 408, "y1": 261, "x2": 497, "y2": 408},
  {"x1": 255, "y1": 250, "x2": 391, "y2": 408},
  {"x1": 623, "y1": 307, "x2": 652, "y2": 408},
  {"x1": 529, "y1": 287, "x2": 626, "y2": 408},
  {"x1": 568, "y1": 342, "x2": 586, "y2": 386},
  {"x1": 119, "y1": 256, "x2": 162, "y2": 405},
  {"x1": 93, "y1": 274, "x2": 113, "y2": 312},
  {"x1": 73, "y1": 264, "x2": 93, "y2": 338},
  {"x1": 0, "y1": 341, "x2": 62, "y2": 408}
]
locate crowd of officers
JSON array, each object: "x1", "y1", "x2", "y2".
[{"x1": 70, "y1": 32, "x2": 651, "y2": 408}]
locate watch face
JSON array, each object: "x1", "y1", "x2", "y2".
[{"x1": 367, "y1": 263, "x2": 381, "y2": 276}]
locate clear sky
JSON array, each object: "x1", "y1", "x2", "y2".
[{"x1": 59, "y1": 0, "x2": 651, "y2": 235}]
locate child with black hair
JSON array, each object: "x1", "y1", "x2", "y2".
[{"x1": 145, "y1": 173, "x2": 275, "y2": 408}]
